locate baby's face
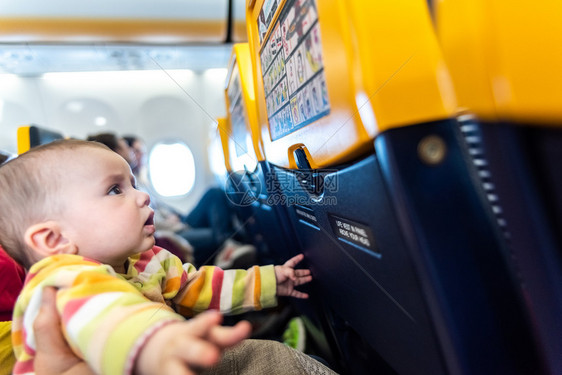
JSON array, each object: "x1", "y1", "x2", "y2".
[{"x1": 55, "y1": 147, "x2": 155, "y2": 268}]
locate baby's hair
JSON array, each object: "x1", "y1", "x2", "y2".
[{"x1": 0, "y1": 139, "x2": 110, "y2": 269}]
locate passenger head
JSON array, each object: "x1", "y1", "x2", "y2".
[
  {"x1": 87, "y1": 132, "x2": 133, "y2": 165},
  {"x1": 0, "y1": 153, "x2": 9, "y2": 165},
  {"x1": 0, "y1": 139, "x2": 154, "y2": 270},
  {"x1": 0, "y1": 150, "x2": 15, "y2": 165},
  {"x1": 123, "y1": 135, "x2": 146, "y2": 174}
]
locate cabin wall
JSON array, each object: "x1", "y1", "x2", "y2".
[{"x1": 0, "y1": 69, "x2": 228, "y2": 213}]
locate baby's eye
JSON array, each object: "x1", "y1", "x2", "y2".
[{"x1": 108, "y1": 185, "x2": 122, "y2": 195}]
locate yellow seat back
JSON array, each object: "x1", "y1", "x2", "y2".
[
  {"x1": 435, "y1": 0, "x2": 562, "y2": 125},
  {"x1": 216, "y1": 117, "x2": 233, "y2": 173},
  {"x1": 224, "y1": 43, "x2": 263, "y2": 173},
  {"x1": 17, "y1": 125, "x2": 64, "y2": 154},
  {"x1": 246, "y1": 0, "x2": 457, "y2": 168}
]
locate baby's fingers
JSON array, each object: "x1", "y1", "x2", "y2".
[
  {"x1": 207, "y1": 320, "x2": 252, "y2": 348},
  {"x1": 289, "y1": 289, "x2": 309, "y2": 299},
  {"x1": 184, "y1": 310, "x2": 223, "y2": 337},
  {"x1": 170, "y1": 336, "x2": 223, "y2": 370},
  {"x1": 283, "y1": 254, "x2": 305, "y2": 268},
  {"x1": 161, "y1": 359, "x2": 199, "y2": 375},
  {"x1": 294, "y1": 269, "x2": 311, "y2": 277},
  {"x1": 295, "y1": 274, "x2": 313, "y2": 285}
]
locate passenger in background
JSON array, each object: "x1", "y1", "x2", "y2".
[
  {"x1": 122, "y1": 135, "x2": 145, "y2": 176},
  {"x1": 122, "y1": 134, "x2": 256, "y2": 268},
  {"x1": 86, "y1": 132, "x2": 134, "y2": 166},
  {"x1": 177, "y1": 187, "x2": 255, "y2": 268},
  {"x1": 0, "y1": 139, "x2": 333, "y2": 375},
  {"x1": 0, "y1": 150, "x2": 15, "y2": 165}
]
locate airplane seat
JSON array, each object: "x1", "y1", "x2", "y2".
[
  {"x1": 215, "y1": 118, "x2": 257, "y2": 246},
  {"x1": 434, "y1": 1, "x2": 562, "y2": 374},
  {"x1": 246, "y1": 0, "x2": 541, "y2": 374},
  {"x1": 217, "y1": 115, "x2": 270, "y2": 258},
  {"x1": 223, "y1": 42, "x2": 340, "y2": 367},
  {"x1": 223, "y1": 43, "x2": 302, "y2": 266},
  {"x1": 17, "y1": 125, "x2": 64, "y2": 154}
]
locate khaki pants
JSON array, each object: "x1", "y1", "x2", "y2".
[
  {"x1": 0, "y1": 322, "x2": 15, "y2": 375},
  {"x1": 204, "y1": 339, "x2": 339, "y2": 375}
]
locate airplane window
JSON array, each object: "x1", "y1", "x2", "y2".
[{"x1": 148, "y1": 141, "x2": 195, "y2": 197}]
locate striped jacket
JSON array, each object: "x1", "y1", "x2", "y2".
[{"x1": 12, "y1": 246, "x2": 277, "y2": 375}]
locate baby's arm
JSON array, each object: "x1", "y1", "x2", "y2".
[
  {"x1": 274, "y1": 254, "x2": 312, "y2": 299},
  {"x1": 166, "y1": 250, "x2": 311, "y2": 315},
  {"x1": 172, "y1": 263, "x2": 278, "y2": 315},
  {"x1": 134, "y1": 311, "x2": 251, "y2": 375}
]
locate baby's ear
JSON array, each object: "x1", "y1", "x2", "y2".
[{"x1": 24, "y1": 221, "x2": 77, "y2": 257}]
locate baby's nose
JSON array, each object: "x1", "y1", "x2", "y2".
[{"x1": 137, "y1": 190, "x2": 150, "y2": 206}]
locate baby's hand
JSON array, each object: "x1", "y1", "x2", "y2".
[
  {"x1": 274, "y1": 254, "x2": 312, "y2": 299},
  {"x1": 135, "y1": 311, "x2": 251, "y2": 375}
]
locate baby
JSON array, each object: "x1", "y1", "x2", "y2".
[{"x1": 0, "y1": 139, "x2": 312, "y2": 375}]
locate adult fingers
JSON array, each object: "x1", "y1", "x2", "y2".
[
  {"x1": 34, "y1": 287, "x2": 94, "y2": 375},
  {"x1": 34, "y1": 287, "x2": 63, "y2": 355}
]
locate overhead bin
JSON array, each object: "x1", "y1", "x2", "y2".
[
  {"x1": 0, "y1": 0, "x2": 229, "y2": 43},
  {"x1": 232, "y1": 0, "x2": 249, "y2": 42}
]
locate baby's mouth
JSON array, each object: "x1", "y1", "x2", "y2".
[{"x1": 145, "y1": 212, "x2": 154, "y2": 226}]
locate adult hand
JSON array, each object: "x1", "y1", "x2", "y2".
[{"x1": 34, "y1": 287, "x2": 94, "y2": 375}]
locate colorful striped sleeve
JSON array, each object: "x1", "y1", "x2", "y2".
[
  {"x1": 11, "y1": 254, "x2": 183, "y2": 375},
  {"x1": 172, "y1": 263, "x2": 277, "y2": 316}
]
